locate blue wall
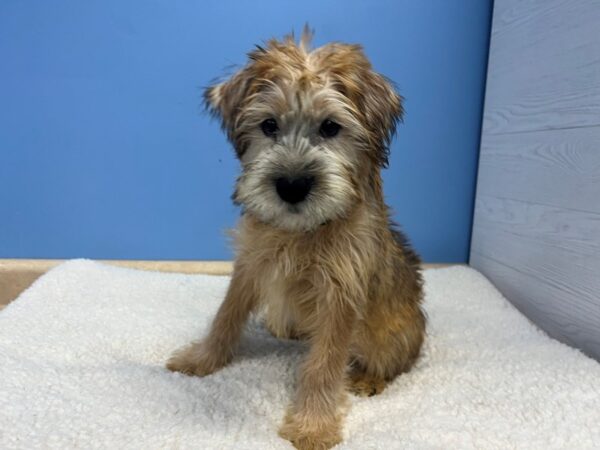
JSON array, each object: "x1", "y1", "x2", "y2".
[{"x1": 0, "y1": 1, "x2": 492, "y2": 262}]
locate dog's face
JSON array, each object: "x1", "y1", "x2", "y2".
[{"x1": 205, "y1": 32, "x2": 403, "y2": 232}]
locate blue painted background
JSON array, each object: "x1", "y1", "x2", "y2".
[{"x1": 0, "y1": 1, "x2": 492, "y2": 262}]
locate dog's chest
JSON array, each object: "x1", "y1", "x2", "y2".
[{"x1": 258, "y1": 268, "x2": 318, "y2": 339}]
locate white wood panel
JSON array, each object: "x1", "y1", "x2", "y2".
[
  {"x1": 470, "y1": 251, "x2": 600, "y2": 357},
  {"x1": 471, "y1": 0, "x2": 600, "y2": 360},
  {"x1": 477, "y1": 127, "x2": 600, "y2": 213},
  {"x1": 473, "y1": 196, "x2": 600, "y2": 260},
  {"x1": 482, "y1": 0, "x2": 600, "y2": 135},
  {"x1": 471, "y1": 196, "x2": 600, "y2": 359}
]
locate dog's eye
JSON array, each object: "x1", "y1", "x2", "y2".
[
  {"x1": 260, "y1": 118, "x2": 279, "y2": 137},
  {"x1": 319, "y1": 119, "x2": 341, "y2": 138}
]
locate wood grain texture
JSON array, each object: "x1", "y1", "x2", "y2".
[
  {"x1": 483, "y1": 0, "x2": 600, "y2": 135},
  {"x1": 471, "y1": 0, "x2": 600, "y2": 360},
  {"x1": 471, "y1": 196, "x2": 600, "y2": 358},
  {"x1": 477, "y1": 127, "x2": 600, "y2": 213},
  {"x1": 470, "y1": 251, "x2": 600, "y2": 356}
]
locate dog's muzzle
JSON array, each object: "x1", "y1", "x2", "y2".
[{"x1": 275, "y1": 176, "x2": 314, "y2": 204}]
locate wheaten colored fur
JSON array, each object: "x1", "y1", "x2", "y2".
[{"x1": 167, "y1": 28, "x2": 425, "y2": 450}]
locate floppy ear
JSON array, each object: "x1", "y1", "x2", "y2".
[
  {"x1": 204, "y1": 68, "x2": 253, "y2": 152},
  {"x1": 359, "y1": 71, "x2": 404, "y2": 168},
  {"x1": 320, "y1": 43, "x2": 403, "y2": 167}
]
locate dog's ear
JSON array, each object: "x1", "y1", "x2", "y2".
[
  {"x1": 204, "y1": 68, "x2": 253, "y2": 150},
  {"x1": 321, "y1": 44, "x2": 403, "y2": 167},
  {"x1": 359, "y1": 71, "x2": 404, "y2": 167}
]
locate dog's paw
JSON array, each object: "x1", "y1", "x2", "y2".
[
  {"x1": 279, "y1": 414, "x2": 342, "y2": 450},
  {"x1": 166, "y1": 342, "x2": 225, "y2": 377},
  {"x1": 347, "y1": 371, "x2": 387, "y2": 397}
]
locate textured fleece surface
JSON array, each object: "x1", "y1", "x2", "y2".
[{"x1": 1, "y1": 260, "x2": 599, "y2": 449}]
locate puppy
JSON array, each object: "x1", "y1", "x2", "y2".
[{"x1": 167, "y1": 29, "x2": 426, "y2": 450}]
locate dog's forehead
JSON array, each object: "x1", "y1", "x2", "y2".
[
  {"x1": 245, "y1": 42, "x2": 370, "y2": 117},
  {"x1": 249, "y1": 41, "x2": 368, "y2": 88}
]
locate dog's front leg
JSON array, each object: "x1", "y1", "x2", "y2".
[
  {"x1": 279, "y1": 288, "x2": 357, "y2": 450},
  {"x1": 166, "y1": 265, "x2": 256, "y2": 377}
]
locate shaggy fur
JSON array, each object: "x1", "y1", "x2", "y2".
[{"x1": 167, "y1": 28, "x2": 426, "y2": 450}]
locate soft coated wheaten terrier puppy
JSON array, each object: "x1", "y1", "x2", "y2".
[{"x1": 167, "y1": 29, "x2": 426, "y2": 450}]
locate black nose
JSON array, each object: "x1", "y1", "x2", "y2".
[{"x1": 275, "y1": 176, "x2": 314, "y2": 204}]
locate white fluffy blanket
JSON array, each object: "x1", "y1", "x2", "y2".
[{"x1": 1, "y1": 260, "x2": 599, "y2": 449}]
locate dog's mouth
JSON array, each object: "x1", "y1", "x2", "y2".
[
  {"x1": 284, "y1": 202, "x2": 329, "y2": 225},
  {"x1": 235, "y1": 170, "x2": 351, "y2": 232},
  {"x1": 286, "y1": 204, "x2": 302, "y2": 214}
]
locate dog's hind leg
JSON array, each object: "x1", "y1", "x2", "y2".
[
  {"x1": 346, "y1": 359, "x2": 388, "y2": 397},
  {"x1": 348, "y1": 299, "x2": 425, "y2": 396}
]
